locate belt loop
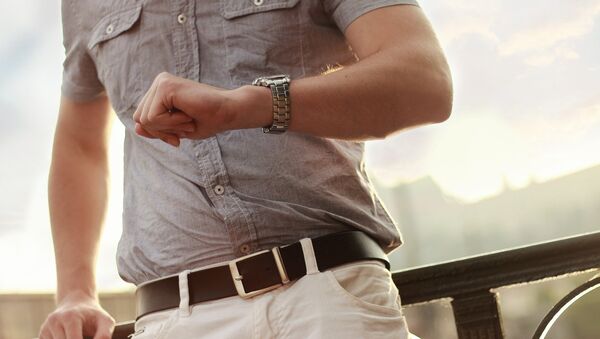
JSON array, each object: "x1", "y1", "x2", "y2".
[
  {"x1": 300, "y1": 238, "x2": 319, "y2": 275},
  {"x1": 178, "y1": 269, "x2": 192, "y2": 317}
]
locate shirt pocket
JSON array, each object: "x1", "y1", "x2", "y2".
[
  {"x1": 88, "y1": 5, "x2": 142, "y2": 115},
  {"x1": 219, "y1": 0, "x2": 305, "y2": 85}
]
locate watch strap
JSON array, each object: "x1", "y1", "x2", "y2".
[{"x1": 252, "y1": 74, "x2": 291, "y2": 134}]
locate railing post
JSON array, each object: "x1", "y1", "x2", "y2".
[{"x1": 451, "y1": 290, "x2": 504, "y2": 339}]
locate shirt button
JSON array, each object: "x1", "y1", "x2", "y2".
[
  {"x1": 253, "y1": 0, "x2": 264, "y2": 5},
  {"x1": 177, "y1": 14, "x2": 187, "y2": 24},
  {"x1": 240, "y1": 244, "x2": 251, "y2": 254},
  {"x1": 105, "y1": 24, "x2": 114, "y2": 34},
  {"x1": 213, "y1": 185, "x2": 225, "y2": 195}
]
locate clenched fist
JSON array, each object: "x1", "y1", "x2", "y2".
[{"x1": 133, "y1": 72, "x2": 271, "y2": 147}]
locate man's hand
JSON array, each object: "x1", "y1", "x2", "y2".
[
  {"x1": 39, "y1": 292, "x2": 114, "y2": 339},
  {"x1": 46, "y1": 95, "x2": 114, "y2": 339},
  {"x1": 133, "y1": 72, "x2": 271, "y2": 146}
]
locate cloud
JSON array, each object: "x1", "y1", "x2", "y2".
[
  {"x1": 512, "y1": 96, "x2": 600, "y2": 180},
  {"x1": 513, "y1": 98, "x2": 600, "y2": 145},
  {"x1": 420, "y1": 0, "x2": 501, "y2": 48},
  {"x1": 560, "y1": 101, "x2": 600, "y2": 134},
  {"x1": 368, "y1": 1, "x2": 600, "y2": 201},
  {"x1": 498, "y1": 3, "x2": 600, "y2": 57},
  {"x1": 437, "y1": 19, "x2": 500, "y2": 48},
  {"x1": 421, "y1": 0, "x2": 600, "y2": 68},
  {"x1": 524, "y1": 46, "x2": 580, "y2": 67}
]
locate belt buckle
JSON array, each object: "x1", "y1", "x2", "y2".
[{"x1": 229, "y1": 246, "x2": 290, "y2": 299}]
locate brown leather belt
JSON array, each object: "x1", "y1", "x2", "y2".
[
  {"x1": 83, "y1": 321, "x2": 134, "y2": 339},
  {"x1": 135, "y1": 231, "x2": 389, "y2": 320}
]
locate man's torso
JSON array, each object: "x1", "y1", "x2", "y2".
[{"x1": 62, "y1": 0, "x2": 407, "y2": 284}]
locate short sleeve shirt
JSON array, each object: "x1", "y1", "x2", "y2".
[{"x1": 60, "y1": 0, "x2": 419, "y2": 285}]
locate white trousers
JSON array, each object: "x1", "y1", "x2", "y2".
[{"x1": 132, "y1": 238, "x2": 416, "y2": 339}]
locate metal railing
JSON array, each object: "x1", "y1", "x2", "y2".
[{"x1": 392, "y1": 231, "x2": 600, "y2": 338}]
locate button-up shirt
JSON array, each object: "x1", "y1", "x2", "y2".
[{"x1": 60, "y1": 0, "x2": 418, "y2": 285}]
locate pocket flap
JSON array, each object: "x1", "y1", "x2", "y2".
[
  {"x1": 221, "y1": 0, "x2": 300, "y2": 19},
  {"x1": 88, "y1": 5, "x2": 142, "y2": 49}
]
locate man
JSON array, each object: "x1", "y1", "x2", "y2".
[{"x1": 40, "y1": 0, "x2": 451, "y2": 338}]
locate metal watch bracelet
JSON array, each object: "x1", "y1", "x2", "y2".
[{"x1": 252, "y1": 74, "x2": 291, "y2": 134}]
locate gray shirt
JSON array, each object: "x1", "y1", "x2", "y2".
[{"x1": 61, "y1": 0, "x2": 418, "y2": 285}]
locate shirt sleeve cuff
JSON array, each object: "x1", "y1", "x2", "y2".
[
  {"x1": 332, "y1": 0, "x2": 419, "y2": 33},
  {"x1": 61, "y1": 76, "x2": 107, "y2": 102}
]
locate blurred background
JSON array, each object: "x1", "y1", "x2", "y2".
[{"x1": 1, "y1": 0, "x2": 599, "y2": 338}]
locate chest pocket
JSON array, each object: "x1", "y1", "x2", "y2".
[
  {"x1": 220, "y1": 0, "x2": 304, "y2": 85},
  {"x1": 88, "y1": 5, "x2": 142, "y2": 115}
]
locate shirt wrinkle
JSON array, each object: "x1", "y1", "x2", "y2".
[{"x1": 60, "y1": 0, "x2": 418, "y2": 285}]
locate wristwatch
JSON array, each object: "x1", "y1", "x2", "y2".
[{"x1": 252, "y1": 74, "x2": 291, "y2": 134}]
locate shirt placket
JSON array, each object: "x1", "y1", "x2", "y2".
[
  {"x1": 193, "y1": 139, "x2": 259, "y2": 257},
  {"x1": 170, "y1": 0, "x2": 258, "y2": 257},
  {"x1": 169, "y1": 0, "x2": 200, "y2": 81}
]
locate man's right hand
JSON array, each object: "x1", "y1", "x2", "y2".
[
  {"x1": 44, "y1": 95, "x2": 114, "y2": 339},
  {"x1": 39, "y1": 292, "x2": 115, "y2": 339}
]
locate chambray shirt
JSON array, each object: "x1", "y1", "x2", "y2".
[{"x1": 60, "y1": 0, "x2": 418, "y2": 285}]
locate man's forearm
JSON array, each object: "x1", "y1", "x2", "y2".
[
  {"x1": 49, "y1": 133, "x2": 109, "y2": 302},
  {"x1": 235, "y1": 44, "x2": 452, "y2": 141},
  {"x1": 134, "y1": 5, "x2": 451, "y2": 144},
  {"x1": 292, "y1": 45, "x2": 452, "y2": 139}
]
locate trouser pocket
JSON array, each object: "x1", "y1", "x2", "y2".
[{"x1": 325, "y1": 260, "x2": 404, "y2": 316}]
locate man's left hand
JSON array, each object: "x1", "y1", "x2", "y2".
[{"x1": 133, "y1": 72, "x2": 269, "y2": 146}]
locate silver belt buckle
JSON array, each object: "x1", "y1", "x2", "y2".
[{"x1": 229, "y1": 246, "x2": 290, "y2": 299}]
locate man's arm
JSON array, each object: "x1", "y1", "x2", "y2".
[
  {"x1": 133, "y1": 5, "x2": 451, "y2": 142},
  {"x1": 39, "y1": 95, "x2": 115, "y2": 339},
  {"x1": 286, "y1": 4, "x2": 452, "y2": 139}
]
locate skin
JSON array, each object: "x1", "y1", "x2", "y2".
[
  {"x1": 40, "y1": 5, "x2": 452, "y2": 338},
  {"x1": 134, "y1": 5, "x2": 452, "y2": 145},
  {"x1": 40, "y1": 96, "x2": 115, "y2": 339}
]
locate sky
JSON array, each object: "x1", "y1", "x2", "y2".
[
  {"x1": 368, "y1": 0, "x2": 600, "y2": 200},
  {"x1": 0, "y1": 0, "x2": 599, "y2": 291}
]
